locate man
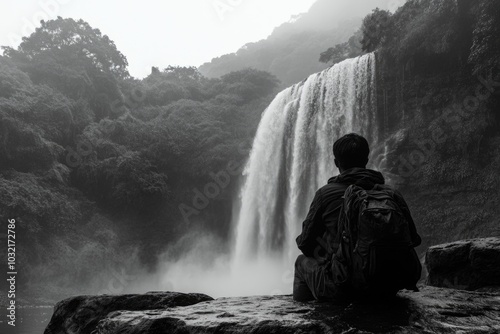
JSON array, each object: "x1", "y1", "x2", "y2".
[{"x1": 293, "y1": 133, "x2": 421, "y2": 301}]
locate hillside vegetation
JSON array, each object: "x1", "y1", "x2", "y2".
[
  {"x1": 0, "y1": 17, "x2": 279, "y2": 303},
  {"x1": 199, "y1": 0, "x2": 390, "y2": 87},
  {"x1": 358, "y1": 0, "x2": 500, "y2": 250},
  {"x1": 1, "y1": 0, "x2": 499, "y2": 302}
]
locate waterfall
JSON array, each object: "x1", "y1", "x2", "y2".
[
  {"x1": 230, "y1": 53, "x2": 378, "y2": 294},
  {"x1": 155, "y1": 53, "x2": 379, "y2": 298}
]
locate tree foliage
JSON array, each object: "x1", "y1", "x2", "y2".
[
  {"x1": 199, "y1": 16, "x2": 361, "y2": 87},
  {"x1": 319, "y1": 30, "x2": 364, "y2": 64},
  {"x1": 469, "y1": 0, "x2": 500, "y2": 74},
  {"x1": 2, "y1": 17, "x2": 128, "y2": 120},
  {"x1": 328, "y1": 0, "x2": 486, "y2": 70},
  {"x1": 3, "y1": 17, "x2": 128, "y2": 78},
  {"x1": 360, "y1": 8, "x2": 393, "y2": 53},
  {"x1": 0, "y1": 17, "x2": 280, "y2": 302}
]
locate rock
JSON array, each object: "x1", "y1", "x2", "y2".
[
  {"x1": 426, "y1": 237, "x2": 500, "y2": 290},
  {"x1": 44, "y1": 288, "x2": 500, "y2": 334},
  {"x1": 43, "y1": 291, "x2": 213, "y2": 334},
  {"x1": 45, "y1": 238, "x2": 500, "y2": 333},
  {"x1": 89, "y1": 286, "x2": 500, "y2": 334}
]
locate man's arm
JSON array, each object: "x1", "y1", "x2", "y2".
[{"x1": 296, "y1": 189, "x2": 326, "y2": 258}]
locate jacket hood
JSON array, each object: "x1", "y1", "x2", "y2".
[{"x1": 328, "y1": 168, "x2": 385, "y2": 189}]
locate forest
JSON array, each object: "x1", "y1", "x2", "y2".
[
  {"x1": 0, "y1": 17, "x2": 279, "y2": 302},
  {"x1": 1, "y1": 0, "x2": 500, "y2": 303}
]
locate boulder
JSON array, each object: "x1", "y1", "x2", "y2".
[
  {"x1": 43, "y1": 291, "x2": 213, "y2": 334},
  {"x1": 426, "y1": 237, "x2": 500, "y2": 290},
  {"x1": 45, "y1": 287, "x2": 500, "y2": 334}
]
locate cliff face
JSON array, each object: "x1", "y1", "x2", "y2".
[{"x1": 373, "y1": 0, "x2": 500, "y2": 252}]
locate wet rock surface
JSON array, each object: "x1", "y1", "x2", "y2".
[
  {"x1": 45, "y1": 239, "x2": 500, "y2": 333},
  {"x1": 88, "y1": 286, "x2": 500, "y2": 333},
  {"x1": 426, "y1": 237, "x2": 500, "y2": 290},
  {"x1": 43, "y1": 291, "x2": 213, "y2": 334}
]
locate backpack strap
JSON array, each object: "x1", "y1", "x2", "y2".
[{"x1": 330, "y1": 185, "x2": 364, "y2": 286}]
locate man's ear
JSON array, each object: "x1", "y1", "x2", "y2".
[{"x1": 334, "y1": 159, "x2": 340, "y2": 169}]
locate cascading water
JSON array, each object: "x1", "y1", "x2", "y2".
[
  {"x1": 230, "y1": 53, "x2": 378, "y2": 294},
  {"x1": 154, "y1": 53, "x2": 380, "y2": 298}
]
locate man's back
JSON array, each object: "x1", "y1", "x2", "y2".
[
  {"x1": 296, "y1": 167, "x2": 385, "y2": 259},
  {"x1": 293, "y1": 133, "x2": 421, "y2": 302}
]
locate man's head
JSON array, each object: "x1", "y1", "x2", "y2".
[{"x1": 333, "y1": 133, "x2": 370, "y2": 171}]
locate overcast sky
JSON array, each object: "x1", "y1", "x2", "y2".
[{"x1": 0, "y1": 0, "x2": 317, "y2": 78}]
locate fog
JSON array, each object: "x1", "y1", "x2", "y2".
[
  {"x1": 126, "y1": 231, "x2": 294, "y2": 297},
  {"x1": 0, "y1": 0, "x2": 317, "y2": 77},
  {"x1": 0, "y1": 0, "x2": 410, "y2": 305},
  {"x1": 113, "y1": 0, "x2": 407, "y2": 299},
  {"x1": 0, "y1": 0, "x2": 403, "y2": 78},
  {"x1": 285, "y1": 0, "x2": 404, "y2": 31}
]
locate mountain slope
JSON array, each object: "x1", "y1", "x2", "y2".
[{"x1": 199, "y1": 0, "x2": 390, "y2": 87}]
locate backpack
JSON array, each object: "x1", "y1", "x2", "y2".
[{"x1": 331, "y1": 184, "x2": 422, "y2": 297}]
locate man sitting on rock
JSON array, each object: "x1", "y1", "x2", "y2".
[{"x1": 293, "y1": 133, "x2": 421, "y2": 301}]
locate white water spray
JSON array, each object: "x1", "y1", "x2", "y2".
[
  {"x1": 230, "y1": 53, "x2": 378, "y2": 295},
  {"x1": 153, "y1": 54, "x2": 379, "y2": 297}
]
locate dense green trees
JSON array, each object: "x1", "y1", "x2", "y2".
[
  {"x1": 469, "y1": 0, "x2": 500, "y2": 74},
  {"x1": 360, "y1": 8, "x2": 393, "y2": 53},
  {"x1": 0, "y1": 18, "x2": 279, "y2": 302},
  {"x1": 320, "y1": 0, "x2": 481, "y2": 69},
  {"x1": 3, "y1": 0, "x2": 499, "y2": 302},
  {"x1": 319, "y1": 30, "x2": 364, "y2": 65},
  {"x1": 199, "y1": 18, "x2": 361, "y2": 87},
  {"x1": 3, "y1": 17, "x2": 128, "y2": 78},
  {"x1": 359, "y1": 0, "x2": 466, "y2": 66},
  {"x1": 3, "y1": 17, "x2": 127, "y2": 120},
  {"x1": 360, "y1": 0, "x2": 500, "y2": 249},
  {"x1": 318, "y1": 0, "x2": 500, "y2": 250}
]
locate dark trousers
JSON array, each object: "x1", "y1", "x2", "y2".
[{"x1": 293, "y1": 254, "x2": 339, "y2": 301}]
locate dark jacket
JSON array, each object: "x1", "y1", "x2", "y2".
[{"x1": 296, "y1": 168, "x2": 421, "y2": 259}]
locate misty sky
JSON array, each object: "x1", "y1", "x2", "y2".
[{"x1": 0, "y1": 0, "x2": 319, "y2": 78}]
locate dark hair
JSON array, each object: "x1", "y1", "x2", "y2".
[{"x1": 333, "y1": 133, "x2": 370, "y2": 169}]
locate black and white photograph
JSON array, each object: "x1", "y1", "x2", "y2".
[{"x1": 0, "y1": 0, "x2": 499, "y2": 333}]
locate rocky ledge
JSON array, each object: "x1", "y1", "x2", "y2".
[
  {"x1": 44, "y1": 287, "x2": 500, "y2": 334},
  {"x1": 45, "y1": 238, "x2": 500, "y2": 334}
]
